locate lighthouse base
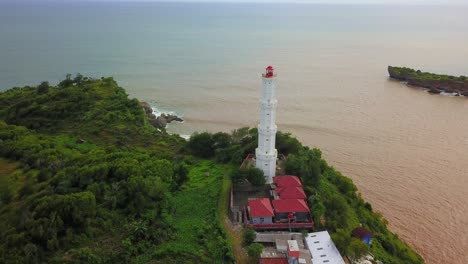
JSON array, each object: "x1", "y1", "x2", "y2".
[{"x1": 255, "y1": 148, "x2": 277, "y2": 184}]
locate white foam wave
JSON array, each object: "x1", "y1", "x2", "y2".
[
  {"x1": 179, "y1": 134, "x2": 191, "y2": 140},
  {"x1": 150, "y1": 106, "x2": 179, "y2": 118}
]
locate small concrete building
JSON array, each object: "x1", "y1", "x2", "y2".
[
  {"x1": 259, "y1": 232, "x2": 312, "y2": 264},
  {"x1": 248, "y1": 198, "x2": 274, "y2": 224},
  {"x1": 272, "y1": 199, "x2": 310, "y2": 222}
]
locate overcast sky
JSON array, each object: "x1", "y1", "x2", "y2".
[
  {"x1": 2, "y1": 0, "x2": 467, "y2": 5},
  {"x1": 144, "y1": 0, "x2": 468, "y2": 3}
]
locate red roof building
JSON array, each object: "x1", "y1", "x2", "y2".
[
  {"x1": 275, "y1": 186, "x2": 307, "y2": 200},
  {"x1": 248, "y1": 198, "x2": 274, "y2": 218},
  {"x1": 272, "y1": 199, "x2": 310, "y2": 213},
  {"x1": 273, "y1": 176, "x2": 302, "y2": 187}
]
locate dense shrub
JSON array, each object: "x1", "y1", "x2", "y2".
[
  {"x1": 187, "y1": 132, "x2": 215, "y2": 158},
  {"x1": 0, "y1": 77, "x2": 191, "y2": 263},
  {"x1": 246, "y1": 243, "x2": 263, "y2": 258},
  {"x1": 243, "y1": 228, "x2": 256, "y2": 246},
  {"x1": 231, "y1": 167, "x2": 266, "y2": 186}
]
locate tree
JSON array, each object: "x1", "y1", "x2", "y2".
[
  {"x1": 125, "y1": 176, "x2": 167, "y2": 216},
  {"x1": 212, "y1": 132, "x2": 231, "y2": 149},
  {"x1": 325, "y1": 196, "x2": 349, "y2": 231},
  {"x1": 37, "y1": 81, "x2": 49, "y2": 94},
  {"x1": 174, "y1": 163, "x2": 189, "y2": 187},
  {"x1": 59, "y1": 74, "x2": 73, "y2": 88},
  {"x1": 243, "y1": 228, "x2": 256, "y2": 246},
  {"x1": 276, "y1": 131, "x2": 301, "y2": 155},
  {"x1": 348, "y1": 238, "x2": 369, "y2": 262},
  {"x1": 0, "y1": 182, "x2": 14, "y2": 204},
  {"x1": 331, "y1": 229, "x2": 351, "y2": 255},
  {"x1": 285, "y1": 149, "x2": 321, "y2": 186},
  {"x1": 231, "y1": 167, "x2": 248, "y2": 184},
  {"x1": 246, "y1": 167, "x2": 266, "y2": 186},
  {"x1": 187, "y1": 132, "x2": 215, "y2": 158},
  {"x1": 73, "y1": 73, "x2": 84, "y2": 84},
  {"x1": 231, "y1": 167, "x2": 266, "y2": 186},
  {"x1": 285, "y1": 154, "x2": 302, "y2": 176},
  {"x1": 246, "y1": 243, "x2": 263, "y2": 258},
  {"x1": 24, "y1": 243, "x2": 39, "y2": 264}
]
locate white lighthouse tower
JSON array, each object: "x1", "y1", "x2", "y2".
[{"x1": 255, "y1": 66, "x2": 278, "y2": 184}]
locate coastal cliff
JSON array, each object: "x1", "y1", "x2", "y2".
[
  {"x1": 140, "y1": 101, "x2": 183, "y2": 129},
  {"x1": 388, "y1": 66, "x2": 468, "y2": 96}
]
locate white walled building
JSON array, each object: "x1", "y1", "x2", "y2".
[{"x1": 255, "y1": 66, "x2": 278, "y2": 184}]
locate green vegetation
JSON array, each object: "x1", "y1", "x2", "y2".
[
  {"x1": 231, "y1": 167, "x2": 266, "y2": 186},
  {"x1": 0, "y1": 75, "x2": 165, "y2": 146},
  {"x1": 0, "y1": 76, "x2": 233, "y2": 263},
  {"x1": 246, "y1": 243, "x2": 263, "y2": 258},
  {"x1": 388, "y1": 66, "x2": 467, "y2": 82},
  {"x1": 242, "y1": 228, "x2": 256, "y2": 246},
  {"x1": 332, "y1": 229, "x2": 369, "y2": 262},
  {"x1": 153, "y1": 161, "x2": 234, "y2": 263},
  {"x1": 0, "y1": 75, "x2": 423, "y2": 264}
]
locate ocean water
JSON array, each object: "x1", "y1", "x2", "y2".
[{"x1": 1, "y1": 2, "x2": 468, "y2": 263}]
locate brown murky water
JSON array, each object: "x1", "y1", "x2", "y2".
[{"x1": 155, "y1": 40, "x2": 468, "y2": 263}]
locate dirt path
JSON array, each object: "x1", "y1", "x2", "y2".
[{"x1": 223, "y1": 218, "x2": 249, "y2": 264}]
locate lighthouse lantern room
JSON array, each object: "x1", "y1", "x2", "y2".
[{"x1": 255, "y1": 66, "x2": 278, "y2": 184}]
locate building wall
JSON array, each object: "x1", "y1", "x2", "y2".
[
  {"x1": 251, "y1": 216, "x2": 273, "y2": 224},
  {"x1": 275, "y1": 212, "x2": 309, "y2": 222}
]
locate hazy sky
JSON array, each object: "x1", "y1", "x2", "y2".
[{"x1": 2, "y1": 0, "x2": 467, "y2": 4}]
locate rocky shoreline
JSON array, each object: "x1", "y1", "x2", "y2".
[
  {"x1": 140, "y1": 101, "x2": 183, "y2": 129},
  {"x1": 388, "y1": 66, "x2": 468, "y2": 96}
]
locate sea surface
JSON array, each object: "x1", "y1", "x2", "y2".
[{"x1": 1, "y1": 2, "x2": 468, "y2": 263}]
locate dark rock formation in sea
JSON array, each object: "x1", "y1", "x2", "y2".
[
  {"x1": 140, "y1": 101, "x2": 183, "y2": 129},
  {"x1": 388, "y1": 66, "x2": 468, "y2": 97}
]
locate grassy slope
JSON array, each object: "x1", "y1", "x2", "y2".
[{"x1": 154, "y1": 160, "x2": 234, "y2": 263}]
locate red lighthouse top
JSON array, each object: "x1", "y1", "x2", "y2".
[{"x1": 264, "y1": 65, "x2": 275, "y2": 78}]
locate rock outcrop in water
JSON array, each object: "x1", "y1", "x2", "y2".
[
  {"x1": 140, "y1": 101, "x2": 183, "y2": 129},
  {"x1": 388, "y1": 66, "x2": 468, "y2": 96}
]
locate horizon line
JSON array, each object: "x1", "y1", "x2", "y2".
[{"x1": 1, "y1": 0, "x2": 468, "y2": 6}]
